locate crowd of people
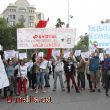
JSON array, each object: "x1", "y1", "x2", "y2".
[{"x1": 0, "y1": 49, "x2": 110, "y2": 99}]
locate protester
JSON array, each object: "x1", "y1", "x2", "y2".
[
  {"x1": 15, "y1": 60, "x2": 28, "y2": 97},
  {"x1": 64, "y1": 57, "x2": 79, "y2": 93},
  {"x1": 85, "y1": 58, "x2": 92, "y2": 90},
  {"x1": 53, "y1": 55, "x2": 65, "y2": 91},
  {"x1": 5, "y1": 59, "x2": 17, "y2": 96},
  {"x1": 89, "y1": 51, "x2": 101, "y2": 92},
  {"x1": 77, "y1": 56, "x2": 86, "y2": 90}
]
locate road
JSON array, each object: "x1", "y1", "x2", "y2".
[{"x1": 0, "y1": 75, "x2": 110, "y2": 110}]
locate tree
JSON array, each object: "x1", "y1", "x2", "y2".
[
  {"x1": 0, "y1": 17, "x2": 24, "y2": 50},
  {"x1": 55, "y1": 18, "x2": 65, "y2": 28},
  {"x1": 74, "y1": 33, "x2": 89, "y2": 51}
]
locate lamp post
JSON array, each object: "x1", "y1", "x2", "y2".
[{"x1": 66, "y1": 0, "x2": 73, "y2": 28}]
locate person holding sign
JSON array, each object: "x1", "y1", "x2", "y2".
[
  {"x1": 5, "y1": 59, "x2": 16, "y2": 97},
  {"x1": 15, "y1": 60, "x2": 28, "y2": 97},
  {"x1": 64, "y1": 57, "x2": 79, "y2": 93},
  {"x1": 89, "y1": 52, "x2": 101, "y2": 92},
  {"x1": 53, "y1": 55, "x2": 65, "y2": 91}
]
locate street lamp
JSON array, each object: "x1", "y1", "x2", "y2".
[{"x1": 66, "y1": 0, "x2": 73, "y2": 28}]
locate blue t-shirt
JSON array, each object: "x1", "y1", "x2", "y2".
[
  {"x1": 6, "y1": 66, "x2": 14, "y2": 76},
  {"x1": 104, "y1": 58, "x2": 110, "y2": 70}
]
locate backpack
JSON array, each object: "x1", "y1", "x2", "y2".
[{"x1": 89, "y1": 56, "x2": 100, "y2": 71}]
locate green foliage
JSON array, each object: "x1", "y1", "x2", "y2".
[
  {"x1": 0, "y1": 17, "x2": 24, "y2": 50},
  {"x1": 74, "y1": 33, "x2": 89, "y2": 51},
  {"x1": 55, "y1": 18, "x2": 65, "y2": 28}
]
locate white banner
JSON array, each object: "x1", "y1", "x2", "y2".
[
  {"x1": 0, "y1": 56, "x2": 9, "y2": 89},
  {"x1": 89, "y1": 24, "x2": 110, "y2": 48},
  {"x1": 17, "y1": 28, "x2": 76, "y2": 49}
]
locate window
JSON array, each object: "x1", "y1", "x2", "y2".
[
  {"x1": 9, "y1": 21, "x2": 15, "y2": 26},
  {"x1": 29, "y1": 22, "x2": 33, "y2": 27},
  {"x1": 8, "y1": 15, "x2": 16, "y2": 20},
  {"x1": 19, "y1": 8, "x2": 26, "y2": 12},
  {"x1": 29, "y1": 16, "x2": 34, "y2": 21}
]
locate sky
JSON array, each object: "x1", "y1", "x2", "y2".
[{"x1": 0, "y1": 0, "x2": 110, "y2": 40}]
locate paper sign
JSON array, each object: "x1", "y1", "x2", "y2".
[
  {"x1": 106, "y1": 50, "x2": 110, "y2": 54},
  {"x1": 89, "y1": 47, "x2": 97, "y2": 53},
  {"x1": 0, "y1": 55, "x2": 9, "y2": 89},
  {"x1": 64, "y1": 50, "x2": 70, "y2": 58},
  {"x1": 81, "y1": 52, "x2": 89, "y2": 58},
  {"x1": 75, "y1": 50, "x2": 81, "y2": 56},
  {"x1": 38, "y1": 52, "x2": 44, "y2": 57},
  {"x1": 54, "y1": 50, "x2": 60, "y2": 56},
  {"x1": 99, "y1": 53, "x2": 104, "y2": 61},
  {"x1": 19, "y1": 53, "x2": 27, "y2": 59},
  {"x1": 4, "y1": 50, "x2": 16, "y2": 60}
]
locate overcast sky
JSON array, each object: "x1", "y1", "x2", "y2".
[{"x1": 0, "y1": 0, "x2": 110, "y2": 39}]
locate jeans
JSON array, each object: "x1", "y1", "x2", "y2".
[
  {"x1": 44, "y1": 73, "x2": 50, "y2": 86},
  {"x1": 27, "y1": 72, "x2": 32, "y2": 89},
  {"x1": 36, "y1": 72, "x2": 45, "y2": 86},
  {"x1": 90, "y1": 70, "x2": 101, "y2": 89},
  {"x1": 66, "y1": 74, "x2": 78, "y2": 92},
  {"x1": 53, "y1": 71, "x2": 64, "y2": 90},
  {"x1": 77, "y1": 72, "x2": 85, "y2": 89},
  {"x1": 32, "y1": 73, "x2": 36, "y2": 89},
  {"x1": 105, "y1": 75, "x2": 110, "y2": 94},
  {"x1": 86, "y1": 74, "x2": 92, "y2": 89}
]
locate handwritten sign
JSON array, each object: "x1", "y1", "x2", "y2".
[
  {"x1": 19, "y1": 53, "x2": 27, "y2": 59},
  {"x1": 0, "y1": 56, "x2": 9, "y2": 89},
  {"x1": 17, "y1": 28, "x2": 76, "y2": 49},
  {"x1": 38, "y1": 52, "x2": 44, "y2": 57},
  {"x1": 75, "y1": 50, "x2": 81, "y2": 56},
  {"x1": 4, "y1": 50, "x2": 16, "y2": 60},
  {"x1": 89, "y1": 24, "x2": 110, "y2": 48},
  {"x1": 64, "y1": 50, "x2": 70, "y2": 58}
]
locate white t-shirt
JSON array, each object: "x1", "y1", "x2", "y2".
[
  {"x1": 15, "y1": 65, "x2": 27, "y2": 78},
  {"x1": 40, "y1": 60, "x2": 49, "y2": 69}
]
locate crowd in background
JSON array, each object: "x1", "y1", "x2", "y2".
[{"x1": 0, "y1": 49, "x2": 110, "y2": 99}]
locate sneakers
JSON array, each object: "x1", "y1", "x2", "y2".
[
  {"x1": 90, "y1": 89, "x2": 95, "y2": 92},
  {"x1": 105, "y1": 93, "x2": 109, "y2": 97},
  {"x1": 97, "y1": 89, "x2": 101, "y2": 93},
  {"x1": 35, "y1": 91, "x2": 39, "y2": 94},
  {"x1": 53, "y1": 88, "x2": 56, "y2": 91},
  {"x1": 42, "y1": 90, "x2": 46, "y2": 93},
  {"x1": 62, "y1": 88, "x2": 65, "y2": 92}
]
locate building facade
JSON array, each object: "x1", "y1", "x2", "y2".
[{"x1": 1, "y1": 0, "x2": 44, "y2": 27}]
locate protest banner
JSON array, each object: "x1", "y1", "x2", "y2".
[
  {"x1": 17, "y1": 28, "x2": 76, "y2": 49},
  {"x1": 89, "y1": 24, "x2": 110, "y2": 48},
  {"x1": 0, "y1": 56, "x2": 9, "y2": 89}
]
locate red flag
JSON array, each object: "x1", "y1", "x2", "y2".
[
  {"x1": 36, "y1": 18, "x2": 49, "y2": 28},
  {"x1": 36, "y1": 18, "x2": 52, "y2": 60},
  {"x1": 47, "y1": 48, "x2": 52, "y2": 60}
]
